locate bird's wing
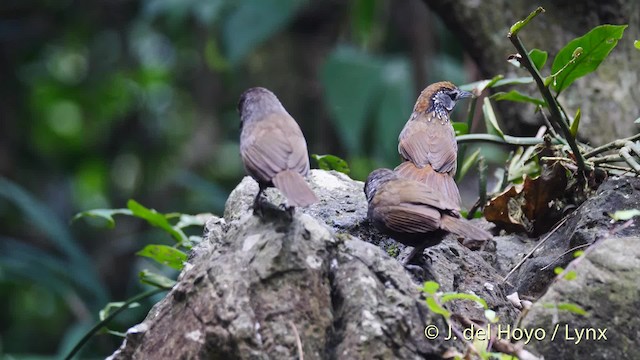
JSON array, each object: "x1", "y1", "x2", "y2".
[
  {"x1": 381, "y1": 177, "x2": 458, "y2": 212},
  {"x1": 240, "y1": 113, "x2": 309, "y2": 182},
  {"x1": 398, "y1": 118, "x2": 457, "y2": 174},
  {"x1": 375, "y1": 204, "x2": 441, "y2": 234}
]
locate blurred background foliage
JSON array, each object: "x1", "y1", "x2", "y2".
[{"x1": 0, "y1": 0, "x2": 481, "y2": 357}]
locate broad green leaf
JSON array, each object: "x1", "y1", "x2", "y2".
[
  {"x1": 136, "y1": 244, "x2": 187, "y2": 270},
  {"x1": 422, "y1": 281, "x2": 440, "y2": 294},
  {"x1": 529, "y1": 48, "x2": 548, "y2": 70},
  {"x1": 321, "y1": 46, "x2": 382, "y2": 154},
  {"x1": 458, "y1": 148, "x2": 481, "y2": 182},
  {"x1": 312, "y1": 154, "x2": 351, "y2": 174},
  {"x1": 551, "y1": 25, "x2": 627, "y2": 94},
  {"x1": 570, "y1": 108, "x2": 581, "y2": 137},
  {"x1": 72, "y1": 208, "x2": 132, "y2": 228},
  {"x1": 127, "y1": 199, "x2": 187, "y2": 243},
  {"x1": 441, "y1": 292, "x2": 488, "y2": 309},
  {"x1": 635, "y1": 40, "x2": 640, "y2": 50},
  {"x1": 375, "y1": 58, "x2": 413, "y2": 163},
  {"x1": 174, "y1": 213, "x2": 213, "y2": 230},
  {"x1": 609, "y1": 209, "x2": 640, "y2": 221},
  {"x1": 452, "y1": 122, "x2": 469, "y2": 136},
  {"x1": 99, "y1": 301, "x2": 140, "y2": 321},
  {"x1": 222, "y1": 0, "x2": 306, "y2": 64},
  {"x1": 491, "y1": 90, "x2": 545, "y2": 107},
  {"x1": 481, "y1": 97, "x2": 504, "y2": 138},
  {"x1": 139, "y1": 270, "x2": 177, "y2": 289},
  {"x1": 425, "y1": 297, "x2": 450, "y2": 318}
]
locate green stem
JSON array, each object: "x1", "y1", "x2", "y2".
[
  {"x1": 64, "y1": 288, "x2": 166, "y2": 360},
  {"x1": 584, "y1": 133, "x2": 640, "y2": 158},
  {"x1": 508, "y1": 33, "x2": 588, "y2": 178},
  {"x1": 456, "y1": 133, "x2": 547, "y2": 146}
]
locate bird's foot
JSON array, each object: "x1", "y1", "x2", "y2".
[{"x1": 279, "y1": 203, "x2": 295, "y2": 221}]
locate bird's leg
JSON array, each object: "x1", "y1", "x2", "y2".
[
  {"x1": 402, "y1": 244, "x2": 431, "y2": 266},
  {"x1": 252, "y1": 185, "x2": 266, "y2": 217},
  {"x1": 278, "y1": 203, "x2": 295, "y2": 220}
]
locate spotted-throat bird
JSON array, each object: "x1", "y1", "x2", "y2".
[{"x1": 238, "y1": 87, "x2": 318, "y2": 210}]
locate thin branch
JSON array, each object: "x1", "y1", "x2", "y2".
[
  {"x1": 583, "y1": 133, "x2": 640, "y2": 158},
  {"x1": 507, "y1": 33, "x2": 588, "y2": 178},
  {"x1": 288, "y1": 321, "x2": 304, "y2": 360},
  {"x1": 456, "y1": 134, "x2": 547, "y2": 146}
]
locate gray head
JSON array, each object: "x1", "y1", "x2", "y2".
[
  {"x1": 364, "y1": 168, "x2": 397, "y2": 203},
  {"x1": 237, "y1": 87, "x2": 287, "y2": 125}
]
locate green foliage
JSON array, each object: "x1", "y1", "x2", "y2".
[
  {"x1": 609, "y1": 209, "x2": 640, "y2": 221},
  {"x1": 543, "y1": 302, "x2": 588, "y2": 316},
  {"x1": 491, "y1": 90, "x2": 545, "y2": 107},
  {"x1": 551, "y1": 25, "x2": 627, "y2": 94},
  {"x1": 223, "y1": 0, "x2": 306, "y2": 64},
  {"x1": 528, "y1": 48, "x2": 548, "y2": 70},
  {"x1": 312, "y1": 154, "x2": 351, "y2": 174},
  {"x1": 136, "y1": 245, "x2": 188, "y2": 270}
]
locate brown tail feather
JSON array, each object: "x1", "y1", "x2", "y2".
[
  {"x1": 272, "y1": 170, "x2": 318, "y2": 207},
  {"x1": 394, "y1": 162, "x2": 461, "y2": 208},
  {"x1": 440, "y1": 215, "x2": 492, "y2": 241}
]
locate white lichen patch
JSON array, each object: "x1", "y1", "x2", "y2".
[
  {"x1": 127, "y1": 323, "x2": 149, "y2": 334},
  {"x1": 306, "y1": 255, "x2": 322, "y2": 269},
  {"x1": 309, "y1": 170, "x2": 348, "y2": 190},
  {"x1": 184, "y1": 330, "x2": 204, "y2": 343},
  {"x1": 360, "y1": 275, "x2": 377, "y2": 287},
  {"x1": 242, "y1": 234, "x2": 262, "y2": 251},
  {"x1": 361, "y1": 309, "x2": 383, "y2": 337}
]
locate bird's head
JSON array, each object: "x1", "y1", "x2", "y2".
[
  {"x1": 237, "y1": 87, "x2": 285, "y2": 126},
  {"x1": 413, "y1": 81, "x2": 473, "y2": 119}
]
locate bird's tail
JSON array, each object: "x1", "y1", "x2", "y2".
[
  {"x1": 394, "y1": 161, "x2": 461, "y2": 208},
  {"x1": 440, "y1": 215, "x2": 492, "y2": 241},
  {"x1": 272, "y1": 170, "x2": 318, "y2": 208}
]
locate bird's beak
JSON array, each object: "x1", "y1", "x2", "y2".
[{"x1": 456, "y1": 89, "x2": 474, "y2": 100}]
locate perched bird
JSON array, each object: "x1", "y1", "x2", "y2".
[
  {"x1": 364, "y1": 168, "x2": 492, "y2": 264},
  {"x1": 396, "y1": 81, "x2": 473, "y2": 207},
  {"x1": 238, "y1": 87, "x2": 318, "y2": 210}
]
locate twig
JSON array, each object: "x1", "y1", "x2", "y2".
[
  {"x1": 508, "y1": 29, "x2": 588, "y2": 179},
  {"x1": 502, "y1": 216, "x2": 569, "y2": 282},
  {"x1": 591, "y1": 154, "x2": 625, "y2": 164},
  {"x1": 289, "y1": 321, "x2": 304, "y2": 360},
  {"x1": 583, "y1": 133, "x2": 640, "y2": 158},
  {"x1": 456, "y1": 134, "x2": 547, "y2": 146},
  {"x1": 619, "y1": 148, "x2": 640, "y2": 172},
  {"x1": 539, "y1": 243, "x2": 590, "y2": 271}
]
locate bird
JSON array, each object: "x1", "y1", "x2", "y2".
[
  {"x1": 395, "y1": 81, "x2": 473, "y2": 207},
  {"x1": 238, "y1": 87, "x2": 318, "y2": 211},
  {"x1": 364, "y1": 168, "x2": 492, "y2": 264}
]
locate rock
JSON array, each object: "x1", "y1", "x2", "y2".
[
  {"x1": 109, "y1": 171, "x2": 640, "y2": 359},
  {"x1": 521, "y1": 236, "x2": 640, "y2": 359}
]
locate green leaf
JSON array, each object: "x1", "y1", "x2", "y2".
[
  {"x1": 222, "y1": 0, "x2": 305, "y2": 64},
  {"x1": 312, "y1": 154, "x2": 351, "y2": 174},
  {"x1": 573, "y1": 250, "x2": 585, "y2": 257},
  {"x1": 457, "y1": 148, "x2": 481, "y2": 183},
  {"x1": 551, "y1": 25, "x2": 628, "y2": 94},
  {"x1": 529, "y1": 48, "x2": 548, "y2": 70},
  {"x1": 351, "y1": 0, "x2": 378, "y2": 46},
  {"x1": 635, "y1": 40, "x2": 640, "y2": 50},
  {"x1": 563, "y1": 270, "x2": 577, "y2": 281},
  {"x1": 440, "y1": 292, "x2": 488, "y2": 309},
  {"x1": 174, "y1": 213, "x2": 213, "y2": 230},
  {"x1": 99, "y1": 301, "x2": 140, "y2": 321},
  {"x1": 452, "y1": 122, "x2": 469, "y2": 136},
  {"x1": 139, "y1": 270, "x2": 177, "y2": 289},
  {"x1": 481, "y1": 97, "x2": 504, "y2": 138},
  {"x1": 491, "y1": 90, "x2": 546, "y2": 107},
  {"x1": 127, "y1": 199, "x2": 187, "y2": 243},
  {"x1": 554, "y1": 266, "x2": 564, "y2": 275},
  {"x1": 422, "y1": 281, "x2": 440, "y2": 294},
  {"x1": 375, "y1": 57, "x2": 413, "y2": 163},
  {"x1": 321, "y1": 46, "x2": 383, "y2": 154},
  {"x1": 136, "y1": 244, "x2": 187, "y2": 270},
  {"x1": 609, "y1": 209, "x2": 640, "y2": 221},
  {"x1": 72, "y1": 208, "x2": 132, "y2": 228},
  {"x1": 570, "y1": 108, "x2": 581, "y2": 137},
  {"x1": 556, "y1": 302, "x2": 588, "y2": 316},
  {"x1": 484, "y1": 309, "x2": 498, "y2": 323},
  {"x1": 459, "y1": 76, "x2": 533, "y2": 93},
  {"x1": 425, "y1": 297, "x2": 450, "y2": 318}
]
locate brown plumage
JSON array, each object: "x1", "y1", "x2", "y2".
[
  {"x1": 238, "y1": 87, "x2": 318, "y2": 209},
  {"x1": 396, "y1": 81, "x2": 472, "y2": 206},
  {"x1": 364, "y1": 168, "x2": 492, "y2": 264}
]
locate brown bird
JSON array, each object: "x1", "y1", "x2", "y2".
[
  {"x1": 238, "y1": 87, "x2": 318, "y2": 210},
  {"x1": 364, "y1": 168, "x2": 492, "y2": 264},
  {"x1": 396, "y1": 81, "x2": 473, "y2": 207}
]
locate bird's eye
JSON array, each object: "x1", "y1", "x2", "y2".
[{"x1": 448, "y1": 92, "x2": 456, "y2": 100}]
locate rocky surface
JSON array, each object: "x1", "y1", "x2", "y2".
[{"x1": 110, "y1": 170, "x2": 640, "y2": 359}]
